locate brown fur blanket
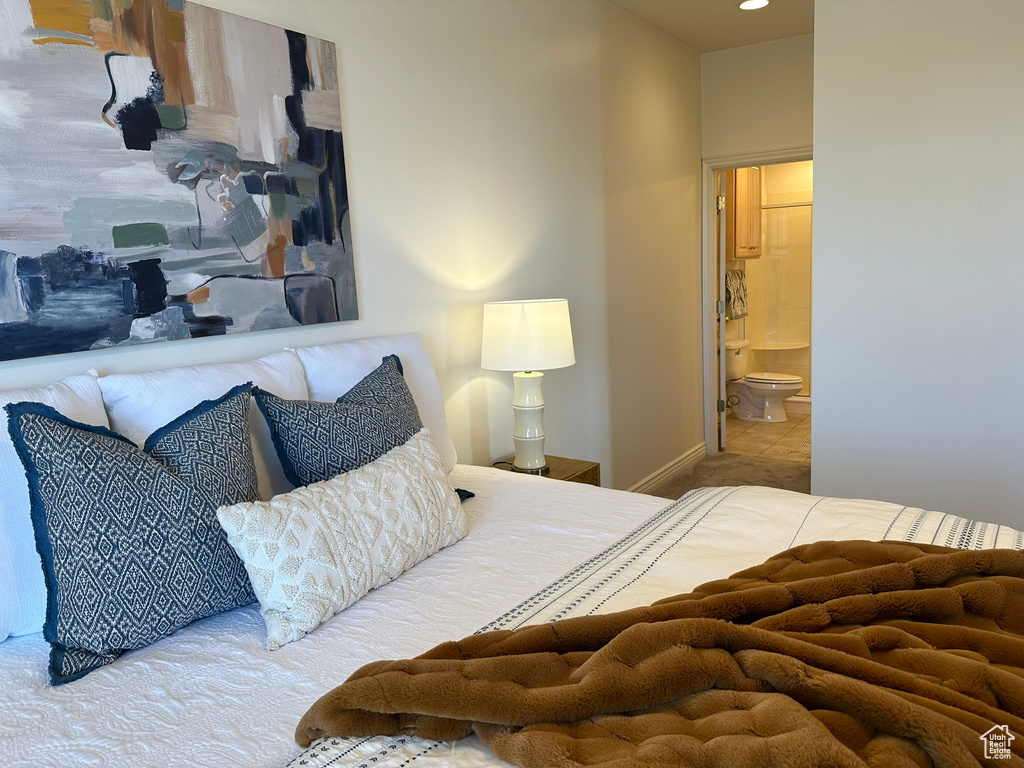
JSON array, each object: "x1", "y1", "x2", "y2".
[{"x1": 296, "y1": 540, "x2": 1024, "y2": 767}]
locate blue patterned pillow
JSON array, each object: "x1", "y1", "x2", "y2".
[
  {"x1": 5, "y1": 384, "x2": 258, "y2": 685},
  {"x1": 254, "y1": 354, "x2": 423, "y2": 487}
]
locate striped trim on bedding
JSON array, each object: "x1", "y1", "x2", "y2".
[
  {"x1": 881, "y1": 506, "x2": 1024, "y2": 550},
  {"x1": 477, "y1": 486, "x2": 734, "y2": 632}
]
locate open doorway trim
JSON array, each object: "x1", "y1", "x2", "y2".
[{"x1": 700, "y1": 145, "x2": 813, "y2": 457}]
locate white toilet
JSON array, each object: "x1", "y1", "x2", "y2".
[{"x1": 725, "y1": 339, "x2": 803, "y2": 423}]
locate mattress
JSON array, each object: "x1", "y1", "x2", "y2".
[{"x1": 1, "y1": 468, "x2": 1019, "y2": 768}]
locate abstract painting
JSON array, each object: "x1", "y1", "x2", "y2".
[{"x1": 0, "y1": 0, "x2": 357, "y2": 363}]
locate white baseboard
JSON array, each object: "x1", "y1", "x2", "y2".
[{"x1": 627, "y1": 443, "x2": 707, "y2": 494}]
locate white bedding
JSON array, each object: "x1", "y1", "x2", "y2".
[{"x1": 1, "y1": 469, "x2": 1019, "y2": 768}]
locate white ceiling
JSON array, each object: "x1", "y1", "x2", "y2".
[{"x1": 605, "y1": 0, "x2": 814, "y2": 53}]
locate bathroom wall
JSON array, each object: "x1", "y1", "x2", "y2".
[
  {"x1": 763, "y1": 161, "x2": 813, "y2": 206},
  {"x1": 741, "y1": 161, "x2": 812, "y2": 394}
]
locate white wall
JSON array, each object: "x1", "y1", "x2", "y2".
[
  {"x1": 813, "y1": 0, "x2": 1024, "y2": 527},
  {"x1": 701, "y1": 34, "x2": 813, "y2": 162},
  {"x1": 601, "y1": 6, "x2": 704, "y2": 487},
  {"x1": 0, "y1": 0, "x2": 703, "y2": 490}
]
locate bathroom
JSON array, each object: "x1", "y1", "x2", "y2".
[{"x1": 720, "y1": 160, "x2": 812, "y2": 462}]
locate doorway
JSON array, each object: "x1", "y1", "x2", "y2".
[{"x1": 703, "y1": 157, "x2": 813, "y2": 466}]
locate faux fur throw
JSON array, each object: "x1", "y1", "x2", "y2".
[{"x1": 296, "y1": 540, "x2": 1024, "y2": 767}]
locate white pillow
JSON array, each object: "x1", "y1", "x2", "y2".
[
  {"x1": 97, "y1": 350, "x2": 308, "y2": 500},
  {"x1": 295, "y1": 332, "x2": 457, "y2": 471},
  {"x1": 216, "y1": 429, "x2": 466, "y2": 650},
  {"x1": 0, "y1": 374, "x2": 110, "y2": 641}
]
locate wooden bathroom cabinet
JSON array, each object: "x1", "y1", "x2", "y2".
[{"x1": 726, "y1": 167, "x2": 762, "y2": 259}]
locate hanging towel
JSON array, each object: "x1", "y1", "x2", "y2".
[{"x1": 725, "y1": 269, "x2": 748, "y2": 319}]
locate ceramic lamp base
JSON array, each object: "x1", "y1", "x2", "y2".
[{"x1": 511, "y1": 371, "x2": 548, "y2": 473}]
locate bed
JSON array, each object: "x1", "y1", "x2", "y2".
[
  {"x1": 1, "y1": 331, "x2": 1021, "y2": 767},
  {"x1": 2, "y1": 463, "x2": 1018, "y2": 768}
]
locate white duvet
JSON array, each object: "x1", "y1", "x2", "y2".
[{"x1": 0, "y1": 468, "x2": 1019, "y2": 768}]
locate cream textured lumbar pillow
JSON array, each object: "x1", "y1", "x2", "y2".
[{"x1": 216, "y1": 429, "x2": 466, "y2": 650}]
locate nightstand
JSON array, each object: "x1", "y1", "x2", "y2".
[{"x1": 493, "y1": 455, "x2": 601, "y2": 486}]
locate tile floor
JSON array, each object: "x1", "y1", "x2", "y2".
[{"x1": 721, "y1": 412, "x2": 811, "y2": 463}]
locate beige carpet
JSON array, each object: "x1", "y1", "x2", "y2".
[{"x1": 646, "y1": 453, "x2": 810, "y2": 500}]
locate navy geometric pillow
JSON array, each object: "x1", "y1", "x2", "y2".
[
  {"x1": 254, "y1": 354, "x2": 423, "y2": 488},
  {"x1": 5, "y1": 384, "x2": 258, "y2": 685}
]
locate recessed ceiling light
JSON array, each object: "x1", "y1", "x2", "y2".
[{"x1": 739, "y1": 0, "x2": 770, "y2": 9}]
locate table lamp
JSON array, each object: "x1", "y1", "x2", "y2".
[{"x1": 481, "y1": 298, "x2": 575, "y2": 474}]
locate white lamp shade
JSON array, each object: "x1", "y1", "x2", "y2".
[{"x1": 481, "y1": 299, "x2": 575, "y2": 372}]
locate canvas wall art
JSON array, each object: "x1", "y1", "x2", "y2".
[{"x1": 0, "y1": 0, "x2": 358, "y2": 363}]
